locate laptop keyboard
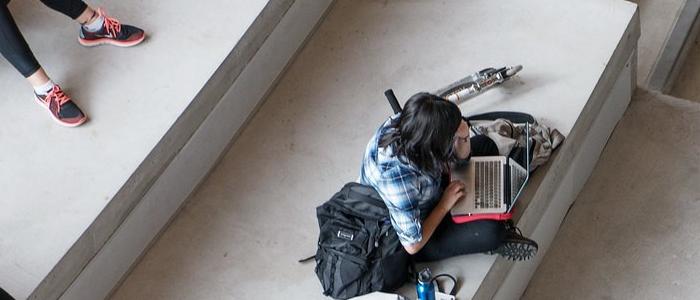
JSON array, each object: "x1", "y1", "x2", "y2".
[{"x1": 475, "y1": 160, "x2": 502, "y2": 209}]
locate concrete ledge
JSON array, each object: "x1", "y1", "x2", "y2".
[
  {"x1": 472, "y1": 9, "x2": 640, "y2": 300},
  {"x1": 0, "y1": 0, "x2": 332, "y2": 299},
  {"x1": 488, "y1": 51, "x2": 636, "y2": 300},
  {"x1": 106, "y1": 1, "x2": 639, "y2": 299},
  {"x1": 32, "y1": 2, "x2": 297, "y2": 299},
  {"x1": 60, "y1": 1, "x2": 334, "y2": 299},
  {"x1": 647, "y1": 0, "x2": 700, "y2": 92}
]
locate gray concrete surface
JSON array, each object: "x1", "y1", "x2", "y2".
[
  {"x1": 628, "y1": 0, "x2": 684, "y2": 86},
  {"x1": 109, "y1": 0, "x2": 637, "y2": 299},
  {"x1": 644, "y1": 0, "x2": 700, "y2": 92},
  {"x1": 58, "y1": 1, "x2": 333, "y2": 299},
  {"x1": 670, "y1": 35, "x2": 700, "y2": 101},
  {"x1": 0, "y1": 1, "x2": 271, "y2": 298},
  {"x1": 489, "y1": 51, "x2": 635, "y2": 300},
  {"x1": 524, "y1": 89, "x2": 700, "y2": 299}
]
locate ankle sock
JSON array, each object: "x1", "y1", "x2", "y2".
[
  {"x1": 83, "y1": 14, "x2": 105, "y2": 32},
  {"x1": 34, "y1": 80, "x2": 55, "y2": 96}
]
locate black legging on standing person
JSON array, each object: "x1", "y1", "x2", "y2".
[
  {"x1": 0, "y1": 0, "x2": 87, "y2": 77},
  {"x1": 413, "y1": 135, "x2": 507, "y2": 262},
  {"x1": 0, "y1": 287, "x2": 15, "y2": 300}
]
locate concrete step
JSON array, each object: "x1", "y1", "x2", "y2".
[
  {"x1": 108, "y1": 1, "x2": 640, "y2": 299},
  {"x1": 670, "y1": 34, "x2": 700, "y2": 102},
  {"x1": 628, "y1": 0, "x2": 685, "y2": 86},
  {"x1": 0, "y1": 0, "x2": 333, "y2": 299}
]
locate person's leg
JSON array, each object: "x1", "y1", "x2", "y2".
[
  {"x1": 39, "y1": 0, "x2": 101, "y2": 28},
  {"x1": 413, "y1": 216, "x2": 538, "y2": 262},
  {"x1": 1, "y1": 1, "x2": 86, "y2": 126},
  {"x1": 0, "y1": 3, "x2": 42, "y2": 79},
  {"x1": 0, "y1": 287, "x2": 15, "y2": 300},
  {"x1": 413, "y1": 219, "x2": 506, "y2": 262},
  {"x1": 39, "y1": 0, "x2": 88, "y2": 20}
]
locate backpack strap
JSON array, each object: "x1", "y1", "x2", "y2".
[
  {"x1": 298, "y1": 255, "x2": 316, "y2": 263},
  {"x1": 343, "y1": 183, "x2": 386, "y2": 206}
]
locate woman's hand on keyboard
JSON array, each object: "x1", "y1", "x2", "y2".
[{"x1": 440, "y1": 180, "x2": 466, "y2": 211}]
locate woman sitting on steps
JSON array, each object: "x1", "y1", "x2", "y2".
[{"x1": 359, "y1": 92, "x2": 538, "y2": 262}]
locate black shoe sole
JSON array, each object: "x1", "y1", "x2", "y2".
[{"x1": 493, "y1": 240, "x2": 538, "y2": 261}]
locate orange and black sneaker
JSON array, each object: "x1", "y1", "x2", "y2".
[
  {"x1": 35, "y1": 85, "x2": 87, "y2": 127},
  {"x1": 78, "y1": 9, "x2": 145, "y2": 48}
]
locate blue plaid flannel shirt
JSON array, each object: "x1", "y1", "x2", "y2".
[{"x1": 359, "y1": 115, "x2": 442, "y2": 246}]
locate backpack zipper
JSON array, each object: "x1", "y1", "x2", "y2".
[{"x1": 374, "y1": 221, "x2": 380, "y2": 248}]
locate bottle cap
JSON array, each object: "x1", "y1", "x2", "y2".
[{"x1": 418, "y1": 268, "x2": 432, "y2": 283}]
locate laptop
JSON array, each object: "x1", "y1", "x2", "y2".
[{"x1": 450, "y1": 123, "x2": 531, "y2": 216}]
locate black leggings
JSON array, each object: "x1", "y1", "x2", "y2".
[
  {"x1": 414, "y1": 134, "x2": 506, "y2": 262},
  {"x1": 414, "y1": 219, "x2": 505, "y2": 262},
  {"x1": 1, "y1": 0, "x2": 87, "y2": 77},
  {"x1": 0, "y1": 287, "x2": 14, "y2": 300}
]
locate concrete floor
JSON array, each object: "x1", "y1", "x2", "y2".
[{"x1": 523, "y1": 89, "x2": 700, "y2": 299}]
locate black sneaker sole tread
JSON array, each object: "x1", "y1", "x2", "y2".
[{"x1": 494, "y1": 241, "x2": 538, "y2": 261}]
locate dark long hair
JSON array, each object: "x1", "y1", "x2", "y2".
[{"x1": 379, "y1": 92, "x2": 462, "y2": 176}]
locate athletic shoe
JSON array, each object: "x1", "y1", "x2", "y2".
[
  {"x1": 492, "y1": 220, "x2": 538, "y2": 261},
  {"x1": 78, "y1": 8, "x2": 145, "y2": 47},
  {"x1": 35, "y1": 85, "x2": 87, "y2": 127}
]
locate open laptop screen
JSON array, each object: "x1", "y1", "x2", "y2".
[{"x1": 507, "y1": 122, "x2": 530, "y2": 213}]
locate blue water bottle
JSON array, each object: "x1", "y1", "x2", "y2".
[{"x1": 416, "y1": 268, "x2": 435, "y2": 300}]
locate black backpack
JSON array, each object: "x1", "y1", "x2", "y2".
[{"x1": 308, "y1": 182, "x2": 411, "y2": 299}]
